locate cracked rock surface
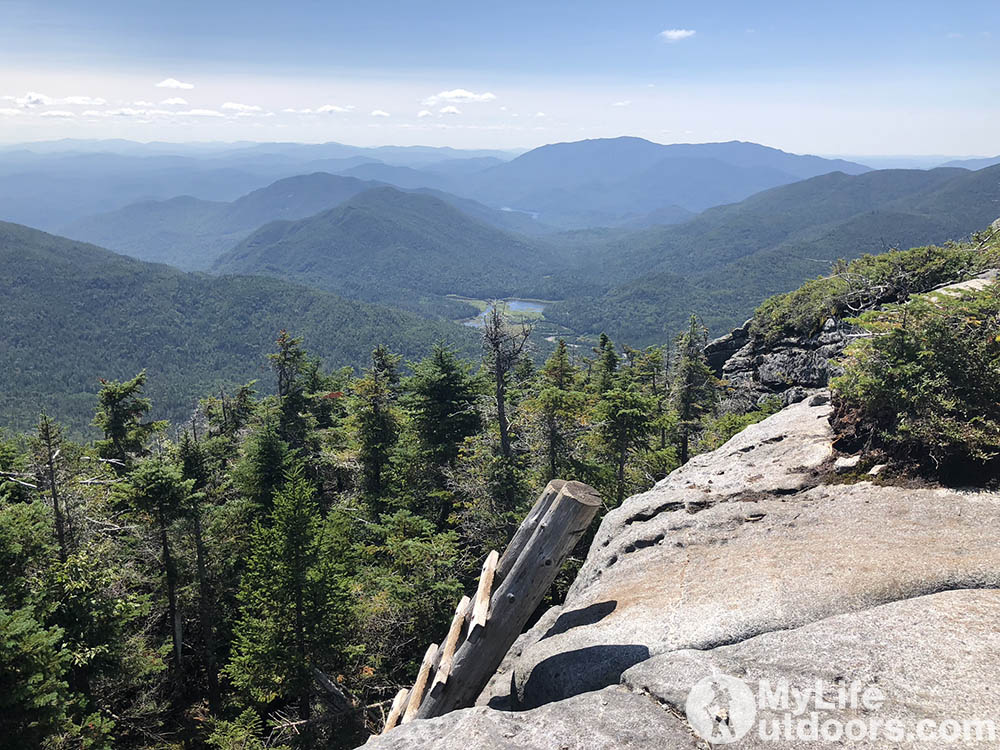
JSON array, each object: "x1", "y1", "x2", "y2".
[
  {"x1": 364, "y1": 394, "x2": 1000, "y2": 749},
  {"x1": 366, "y1": 687, "x2": 700, "y2": 749}
]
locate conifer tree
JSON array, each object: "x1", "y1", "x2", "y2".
[
  {"x1": 668, "y1": 315, "x2": 719, "y2": 465},
  {"x1": 353, "y1": 348, "x2": 401, "y2": 497},
  {"x1": 594, "y1": 381, "x2": 654, "y2": 505},
  {"x1": 233, "y1": 419, "x2": 294, "y2": 512},
  {"x1": 268, "y1": 331, "x2": 324, "y2": 452},
  {"x1": 406, "y1": 344, "x2": 481, "y2": 472},
  {"x1": 178, "y1": 433, "x2": 221, "y2": 713},
  {"x1": 534, "y1": 340, "x2": 585, "y2": 481},
  {"x1": 226, "y1": 465, "x2": 345, "y2": 727},
  {"x1": 118, "y1": 458, "x2": 194, "y2": 679},
  {"x1": 592, "y1": 333, "x2": 621, "y2": 393},
  {"x1": 92, "y1": 372, "x2": 166, "y2": 470}
]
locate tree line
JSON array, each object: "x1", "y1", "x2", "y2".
[{"x1": 1, "y1": 310, "x2": 778, "y2": 749}]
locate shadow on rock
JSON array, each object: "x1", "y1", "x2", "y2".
[
  {"x1": 540, "y1": 600, "x2": 618, "y2": 641},
  {"x1": 515, "y1": 644, "x2": 650, "y2": 710}
]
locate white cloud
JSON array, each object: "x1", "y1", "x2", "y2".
[
  {"x1": 612, "y1": 100, "x2": 632, "y2": 107},
  {"x1": 659, "y1": 28, "x2": 696, "y2": 42},
  {"x1": 161, "y1": 97, "x2": 188, "y2": 105},
  {"x1": 40, "y1": 110, "x2": 76, "y2": 118},
  {"x1": 946, "y1": 32, "x2": 963, "y2": 39},
  {"x1": 317, "y1": 104, "x2": 354, "y2": 113},
  {"x1": 417, "y1": 109, "x2": 433, "y2": 118},
  {"x1": 178, "y1": 108, "x2": 224, "y2": 117},
  {"x1": 63, "y1": 96, "x2": 107, "y2": 105},
  {"x1": 222, "y1": 101, "x2": 262, "y2": 112},
  {"x1": 439, "y1": 105, "x2": 461, "y2": 115},
  {"x1": 370, "y1": 109, "x2": 390, "y2": 117},
  {"x1": 0, "y1": 108, "x2": 23, "y2": 116},
  {"x1": 282, "y1": 107, "x2": 313, "y2": 114},
  {"x1": 534, "y1": 111, "x2": 546, "y2": 117},
  {"x1": 155, "y1": 78, "x2": 195, "y2": 90},
  {"x1": 13, "y1": 91, "x2": 55, "y2": 108},
  {"x1": 423, "y1": 88, "x2": 496, "y2": 106},
  {"x1": 133, "y1": 100, "x2": 155, "y2": 107}
]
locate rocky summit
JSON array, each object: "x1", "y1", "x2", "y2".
[{"x1": 365, "y1": 394, "x2": 1000, "y2": 749}]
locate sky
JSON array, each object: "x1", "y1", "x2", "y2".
[{"x1": 1, "y1": 0, "x2": 998, "y2": 155}]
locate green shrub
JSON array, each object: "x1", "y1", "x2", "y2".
[
  {"x1": 750, "y1": 243, "x2": 980, "y2": 345},
  {"x1": 831, "y1": 286, "x2": 1000, "y2": 479}
]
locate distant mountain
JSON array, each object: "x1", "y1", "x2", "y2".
[
  {"x1": 340, "y1": 163, "x2": 456, "y2": 191},
  {"x1": 214, "y1": 187, "x2": 561, "y2": 312},
  {"x1": 0, "y1": 137, "x2": 867, "y2": 234},
  {"x1": 0, "y1": 220, "x2": 475, "y2": 433},
  {"x1": 939, "y1": 156, "x2": 1000, "y2": 170},
  {"x1": 459, "y1": 137, "x2": 871, "y2": 228},
  {"x1": 61, "y1": 173, "x2": 381, "y2": 269},
  {"x1": 420, "y1": 156, "x2": 506, "y2": 176},
  {"x1": 545, "y1": 165, "x2": 1000, "y2": 343},
  {"x1": 0, "y1": 140, "x2": 518, "y2": 230},
  {"x1": 62, "y1": 173, "x2": 557, "y2": 269},
  {"x1": 0, "y1": 157, "x2": 277, "y2": 231}
]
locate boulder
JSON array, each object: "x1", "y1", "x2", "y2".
[
  {"x1": 706, "y1": 319, "x2": 751, "y2": 374},
  {"x1": 625, "y1": 588, "x2": 1000, "y2": 748}
]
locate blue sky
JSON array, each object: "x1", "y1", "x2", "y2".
[{"x1": 1, "y1": 0, "x2": 998, "y2": 154}]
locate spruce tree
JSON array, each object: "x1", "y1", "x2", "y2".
[
  {"x1": 92, "y1": 372, "x2": 166, "y2": 470},
  {"x1": 178, "y1": 433, "x2": 221, "y2": 713},
  {"x1": 592, "y1": 333, "x2": 621, "y2": 393},
  {"x1": 233, "y1": 419, "x2": 294, "y2": 512},
  {"x1": 594, "y1": 381, "x2": 654, "y2": 505},
  {"x1": 406, "y1": 344, "x2": 481, "y2": 472},
  {"x1": 668, "y1": 315, "x2": 718, "y2": 465},
  {"x1": 117, "y1": 458, "x2": 193, "y2": 680},
  {"x1": 226, "y1": 465, "x2": 344, "y2": 727},
  {"x1": 534, "y1": 340, "x2": 585, "y2": 481},
  {"x1": 353, "y1": 348, "x2": 401, "y2": 498}
]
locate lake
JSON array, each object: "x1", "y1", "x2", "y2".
[{"x1": 461, "y1": 298, "x2": 548, "y2": 328}]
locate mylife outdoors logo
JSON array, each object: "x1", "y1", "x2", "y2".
[
  {"x1": 684, "y1": 674, "x2": 997, "y2": 744},
  {"x1": 684, "y1": 674, "x2": 757, "y2": 743}
]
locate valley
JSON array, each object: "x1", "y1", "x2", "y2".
[{"x1": 4, "y1": 136, "x2": 999, "y2": 432}]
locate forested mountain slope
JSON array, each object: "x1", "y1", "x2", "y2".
[
  {"x1": 214, "y1": 187, "x2": 562, "y2": 312},
  {"x1": 0, "y1": 221, "x2": 476, "y2": 432},
  {"x1": 547, "y1": 165, "x2": 1000, "y2": 342}
]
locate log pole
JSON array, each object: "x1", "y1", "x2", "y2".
[
  {"x1": 401, "y1": 643, "x2": 438, "y2": 724},
  {"x1": 431, "y1": 595, "x2": 472, "y2": 693},
  {"x1": 469, "y1": 550, "x2": 498, "y2": 640},
  {"x1": 415, "y1": 480, "x2": 601, "y2": 719},
  {"x1": 382, "y1": 688, "x2": 409, "y2": 732},
  {"x1": 495, "y1": 480, "x2": 565, "y2": 585}
]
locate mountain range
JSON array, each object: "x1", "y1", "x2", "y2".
[
  {"x1": 3, "y1": 137, "x2": 870, "y2": 233},
  {"x1": 61, "y1": 173, "x2": 553, "y2": 270},
  {"x1": 5, "y1": 136, "x2": 1000, "y2": 433}
]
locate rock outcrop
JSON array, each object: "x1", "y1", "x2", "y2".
[
  {"x1": 706, "y1": 318, "x2": 857, "y2": 408},
  {"x1": 707, "y1": 270, "x2": 1000, "y2": 408},
  {"x1": 365, "y1": 394, "x2": 1000, "y2": 749}
]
